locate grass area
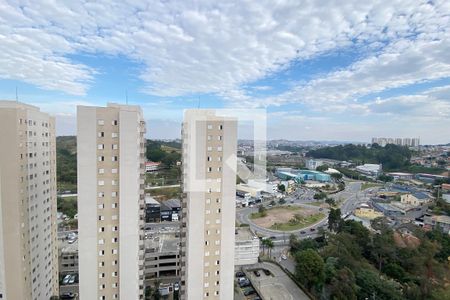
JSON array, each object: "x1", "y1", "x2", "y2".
[
  {"x1": 148, "y1": 186, "x2": 181, "y2": 200},
  {"x1": 250, "y1": 211, "x2": 267, "y2": 219},
  {"x1": 146, "y1": 167, "x2": 181, "y2": 186},
  {"x1": 270, "y1": 213, "x2": 325, "y2": 231},
  {"x1": 305, "y1": 201, "x2": 325, "y2": 207},
  {"x1": 161, "y1": 145, "x2": 181, "y2": 153},
  {"x1": 361, "y1": 182, "x2": 381, "y2": 190},
  {"x1": 57, "y1": 196, "x2": 77, "y2": 218}
]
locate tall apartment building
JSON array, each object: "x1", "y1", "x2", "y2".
[
  {"x1": 77, "y1": 103, "x2": 146, "y2": 300},
  {"x1": 180, "y1": 110, "x2": 237, "y2": 300},
  {"x1": 0, "y1": 101, "x2": 59, "y2": 300}
]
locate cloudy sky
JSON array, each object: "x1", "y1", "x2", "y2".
[{"x1": 0, "y1": 0, "x2": 449, "y2": 144}]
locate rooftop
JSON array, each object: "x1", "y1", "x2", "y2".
[
  {"x1": 145, "y1": 232, "x2": 179, "y2": 253},
  {"x1": 235, "y1": 227, "x2": 258, "y2": 241},
  {"x1": 59, "y1": 238, "x2": 78, "y2": 253}
]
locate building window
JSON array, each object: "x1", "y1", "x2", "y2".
[
  {"x1": 112, "y1": 203, "x2": 118, "y2": 208},
  {"x1": 98, "y1": 168, "x2": 105, "y2": 174},
  {"x1": 98, "y1": 156, "x2": 104, "y2": 162},
  {"x1": 112, "y1": 156, "x2": 118, "y2": 162},
  {"x1": 112, "y1": 132, "x2": 118, "y2": 138},
  {"x1": 112, "y1": 192, "x2": 117, "y2": 197},
  {"x1": 98, "y1": 180, "x2": 104, "y2": 186},
  {"x1": 207, "y1": 135, "x2": 212, "y2": 141},
  {"x1": 112, "y1": 144, "x2": 118, "y2": 150},
  {"x1": 218, "y1": 125, "x2": 223, "y2": 130},
  {"x1": 112, "y1": 120, "x2": 118, "y2": 126},
  {"x1": 98, "y1": 192, "x2": 105, "y2": 198},
  {"x1": 98, "y1": 132, "x2": 104, "y2": 138},
  {"x1": 98, "y1": 144, "x2": 104, "y2": 150},
  {"x1": 217, "y1": 146, "x2": 222, "y2": 152},
  {"x1": 112, "y1": 168, "x2": 118, "y2": 174},
  {"x1": 218, "y1": 136, "x2": 222, "y2": 141},
  {"x1": 97, "y1": 119, "x2": 104, "y2": 125},
  {"x1": 207, "y1": 124, "x2": 212, "y2": 130}
]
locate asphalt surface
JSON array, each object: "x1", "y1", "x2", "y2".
[{"x1": 236, "y1": 180, "x2": 364, "y2": 245}]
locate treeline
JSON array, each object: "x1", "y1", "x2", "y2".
[
  {"x1": 307, "y1": 144, "x2": 411, "y2": 170},
  {"x1": 146, "y1": 140, "x2": 181, "y2": 168},
  {"x1": 56, "y1": 136, "x2": 77, "y2": 191},
  {"x1": 55, "y1": 137, "x2": 182, "y2": 192},
  {"x1": 290, "y1": 211, "x2": 450, "y2": 299}
]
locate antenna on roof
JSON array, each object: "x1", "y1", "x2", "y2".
[
  {"x1": 126, "y1": 89, "x2": 128, "y2": 105},
  {"x1": 15, "y1": 86, "x2": 18, "y2": 102}
]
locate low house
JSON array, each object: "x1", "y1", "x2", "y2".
[
  {"x1": 160, "y1": 199, "x2": 181, "y2": 222},
  {"x1": 424, "y1": 214, "x2": 450, "y2": 234},
  {"x1": 354, "y1": 203, "x2": 384, "y2": 220},
  {"x1": 145, "y1": 161, "x2": 162, "y2": 172},
  {"x1": 400, "y1": 192, "x2": 431, "y2": 206},
  {"x1": 145, "y1": 195, "x2": 161, "y2": 223}
]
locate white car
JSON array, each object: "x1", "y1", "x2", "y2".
[{"x1": 281, "y1": 254, "x2": 287, "y2": 260}]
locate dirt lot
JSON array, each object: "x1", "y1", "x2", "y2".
[{"x1": 252, "y1": 206, "x2": 316, "y2": 228}]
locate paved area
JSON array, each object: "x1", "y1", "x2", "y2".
[{"x1": 243, "y1": 262, "x2": 310, "y2": 300}]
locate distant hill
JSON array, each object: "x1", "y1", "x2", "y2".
[
  {"x1": 56, "y1": 136, "x2": 77, "y2": 192},
  {"x1": 307, "y1": 143, "x2": 412, "y2": 171}
]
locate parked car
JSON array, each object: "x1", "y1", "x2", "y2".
[
  {"x1": 263, "y1": 269, "x2": 271, "y2": 276},
  {"x1": 62, "y1": 274, "x2": 71, "y2": 285},
  {"x1": 310, "y1": 228, "x2": 316, "y2": 232},
  {"x1": 235, "y1": 271, "x2": 245, "y2": 278},
  {"x1": 300, "y1": 231, "x2": 306, "y2": 234},
  {"x1": 68, "y1": 274, "x2": 76, "y2": 284},
  {"x1": 281, "y1": 254, "x2": 287, "y2": 260},
  {"x1": 244, "y1": 288, "x2": 256, "y2": 296},
  {"x1": 239, "y1": 279, "x2": 251, "y2": 287},
  {"x1": 60, "y1": 293, "x2": 76, "y2": 299},
  {"x1": 253, "y1": 270, "x2": 261, "y2": 277},
  {"x1": 237, "y1": 277, "x2": 248, "y2": 283},
  {"x1": 174, "y1": 282, "x2": 180, "y2": 291}
]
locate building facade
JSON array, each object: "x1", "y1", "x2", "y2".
[
  {"x1": 0, "y1": 101, "x2": 59, "y2": 300},
  {"x1": 77, "y1": 103, "x2": 146, "y2": 300},
  {"x1": 181, "y1": 110, "x2": 237, "y2": 299}
]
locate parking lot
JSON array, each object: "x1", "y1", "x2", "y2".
[{"x1": 243, "y1": 262, "x2": 310, "y2": 300}]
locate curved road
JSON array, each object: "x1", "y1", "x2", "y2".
[{"x1": 236, "y1": 180, "x2": 363, "y2": 243}]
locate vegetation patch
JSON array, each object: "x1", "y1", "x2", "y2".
[
  {"x1": 251, "y1": 206, "x2": 324, "y2": 231},
  {"x1": 57, "y1": 196, "x2": 77, "y2": 218},
  {"x1": 148, "y1": 186, "x2": 181, "y2": 200},
  {"x1": 361, "y1": 182, "x2": 381, "y2": 190},
  {"x1": 270, "y1": 213, "x2": 325, "y2": 231}
]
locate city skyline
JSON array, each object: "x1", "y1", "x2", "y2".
[{"x1": 0, "y1": 1, "x2": 449, "y2": 144}]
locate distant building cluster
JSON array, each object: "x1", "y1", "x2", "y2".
[
  {"x1": 275, "y1": 168, "x2": 331, "y2": 183},
  {"x1": 371, "y1": 137, "x2": 420, "y2": 147},
  {"x1": 355, "y1": 164, "x2": 382, "y2": 177}
]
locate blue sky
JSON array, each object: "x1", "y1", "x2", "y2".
[{"x1": 0, "y1": 0, "x2": 449, "y2": 144}]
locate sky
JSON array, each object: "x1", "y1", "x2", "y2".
[{"x1": 0, "y1": 0, "x2": 449, "y2": 144}]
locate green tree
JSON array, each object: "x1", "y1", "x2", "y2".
[
  {"x1": 278, "y1": 184, "x2": 286, "y2": 192},
  {"x1": 325, "y1": 197, "x2": 336, "y2": 206},
  {"x1": 316, "y1": 165, "x2": 329, "y2": 172},
  {"x1": 330, "y1": 172, "x2": 343, "y2": 180},
  {"x1": 294, "y1": 249, "x2": 325, "y2": 291},
  {"x1": 326, "y1": 267, "x2": 357, "y2": 300},
  {"x1": 328, "y1": 208, "x2": 342, "y2": 232}
]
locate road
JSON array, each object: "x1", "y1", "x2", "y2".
[{"x1": 236, "y1": 180, "x2": 364, "y2": 244}]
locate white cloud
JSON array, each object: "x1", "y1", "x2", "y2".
[{"x1": 1, "y1": 0, "x2": 449, "y2": 98}]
